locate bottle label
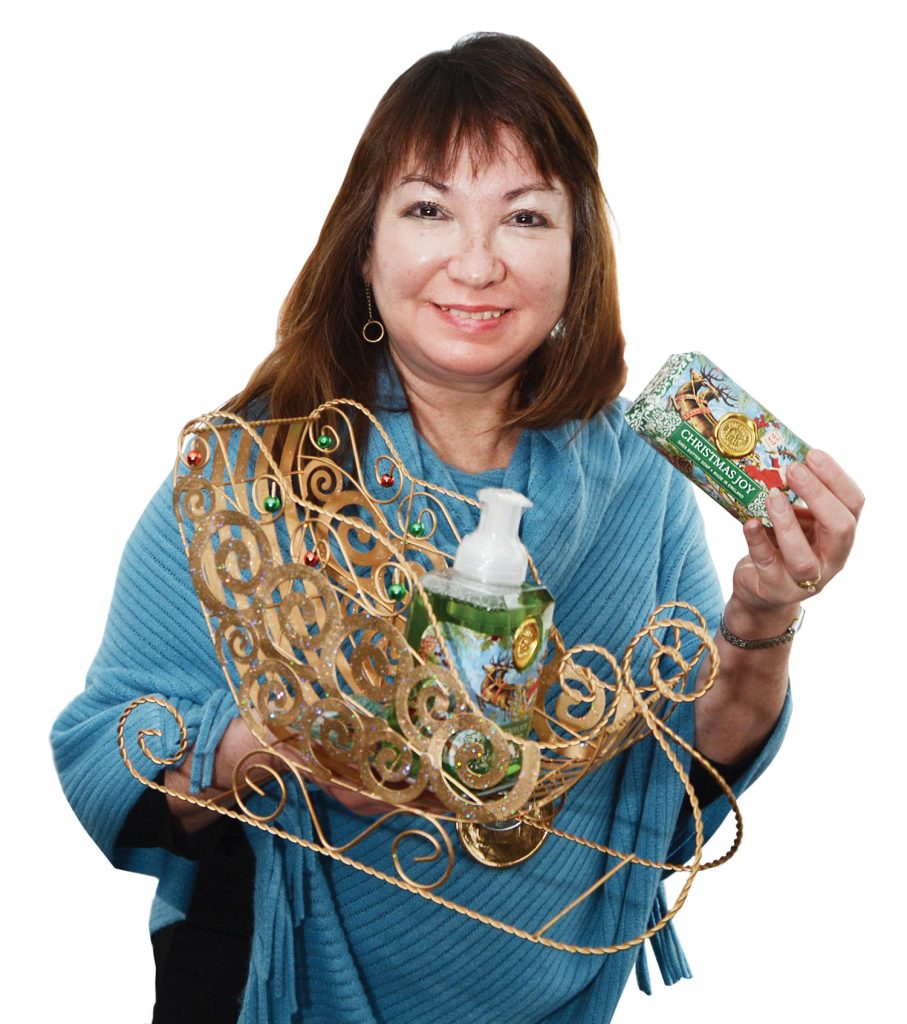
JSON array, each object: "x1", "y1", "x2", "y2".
[{"x1": 416, "y1": 617, "x2": 546, "y2": 737}]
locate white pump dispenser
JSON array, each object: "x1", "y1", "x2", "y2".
[{"x1": 453, "y1": 488, "x2": 532, "y2": 587}]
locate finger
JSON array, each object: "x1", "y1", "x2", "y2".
[
  {"x1": 317, "y1": 778, "x2": 390, "y2": 817},
  {"x1": 766, "y1": 488, "x2": 822, "y2": 586},
  {"x1": 791, "y1": 505, "x2": 816, "y2": 531},
  {"x1": 805, "y1": 449, "x2": 865, "y2": 521},
  {"x1": 785, "y1": 462, "x2": 857, "y2": 565},
  {"x1": 742, "y1": 517, "x2": 792, "y2": 590}
]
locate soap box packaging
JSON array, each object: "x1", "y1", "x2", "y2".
[{"x1": 625, "y1": 352, "x2": 811, "y2": 525}]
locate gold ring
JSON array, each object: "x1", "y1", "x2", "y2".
[{"x1": 795, "y1": 571, "x2": 822, "y2": 594}]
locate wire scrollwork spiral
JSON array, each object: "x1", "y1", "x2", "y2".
[{"x1": 113, "y1": 402, "x2": 752, "y2": 953}]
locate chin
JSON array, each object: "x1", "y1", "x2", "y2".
[
  {"x1": 437, "y1": 363, "x2": 523, "y2": 390},
  {"x1": 391, "y1": 339, "x2": 529, "y2": 390}
]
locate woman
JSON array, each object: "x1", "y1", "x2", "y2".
[{"x1": 52, "y1": 32, "x2": 861, "y2": 1023}]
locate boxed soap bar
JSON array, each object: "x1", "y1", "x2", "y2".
[{"x1": 625, "y1": 352, "x2": 811, "y2": 525}]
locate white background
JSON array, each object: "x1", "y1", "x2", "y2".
[{"x1": 3, "y1": 1, "x2": 902, "y2": 1020}]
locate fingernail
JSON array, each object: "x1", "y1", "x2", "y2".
[
  {"x1": 768, "y1": 488, "x2": 788, "y2": 512},
  {"x1": 806, "y1": 449, "x2": 826, "y2": 469},
  {"x1": 744, "y1": 518, "x2": 762, "y2": 538},
  {"x1": 788, "y1": 463, "x2": 809, "y2": 485}
]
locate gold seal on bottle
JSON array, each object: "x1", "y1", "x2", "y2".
[
  {"x1": 714, "y1": 412, "x2": 757, "y2": 458},
  {"x1": 512, "y1": 618, "x2": 541, "y2": 671}
]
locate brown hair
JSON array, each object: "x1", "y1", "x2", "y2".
[{"x1": 229, "y1": 33, "x2": 626, "y2": 427}]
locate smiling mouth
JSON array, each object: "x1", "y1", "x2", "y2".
[{"x1": 437, "y1": 305, "x2": 509, "y2": 320}]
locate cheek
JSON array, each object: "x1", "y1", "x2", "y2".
[
  {"x1": 374, "y1": 238, "x2": 440, "y2": 297},
  {"x1": 514, "y1": 238, "x2": 571, "y2": 301},
  {"x1": 377, "y1": 265, "x2": 429, "y2": 304},
  {"x1": 538, "y1": 259, "x2": 571, "y2": 317}
]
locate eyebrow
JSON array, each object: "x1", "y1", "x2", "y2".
[
  {"x1": 504, "y1": 182, "x2": 561, "y2": 201},
  {"x1": 398, "y1": 174, "x2": 448, "y2": 192},
  {"x1": 395, "y1": 174, "x2": 561, "y2": 201}
]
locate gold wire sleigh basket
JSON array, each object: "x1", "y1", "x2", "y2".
[{"x1": 117, "y1": 399, "x2": 742, "y2": 955}]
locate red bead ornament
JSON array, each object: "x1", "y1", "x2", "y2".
[
  {"x1": 303, "y1": 550, "x2": 320, "y2": 567},
  {"x1": 186, "y1": 448, "x2": 203, "y2": 467},
  {"x1": 379, "y1": 472, "x2": 395, "y2": 488}
]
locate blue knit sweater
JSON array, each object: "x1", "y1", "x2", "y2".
[{"x1": 52, "y1": 384, "x2": 789, "y2": 1023}]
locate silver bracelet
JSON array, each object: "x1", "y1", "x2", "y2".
[{"x1": 719, "y1": 607, "x2": 805, "y2": 650}]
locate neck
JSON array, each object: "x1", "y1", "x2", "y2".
[{"x1": 390, "y1": 357, "x2": 521, "y2": 472}]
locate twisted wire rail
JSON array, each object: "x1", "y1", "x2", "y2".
[{"x1": 124, "y1": 402, "x2": 750, "y2": 952}]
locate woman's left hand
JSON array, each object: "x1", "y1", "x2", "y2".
[
  {"x1": 696, "y1": 448, "x2": 863, "y2": 765},
  {"x1": 733, "y1": 448, "x2": 864, "y2": 614}
]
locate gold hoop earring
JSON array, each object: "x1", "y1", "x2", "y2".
[{"x1": 362, "y1": 283, "x2": 385, "y2": 344}]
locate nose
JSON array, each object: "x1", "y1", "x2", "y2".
[{"x1": 446, "y1": 226, "x2": 505, "y2": 288}]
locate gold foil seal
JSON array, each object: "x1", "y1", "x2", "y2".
[
  {"x1": 512, "y1": 618, "x2": 541, "y2": 671},
  {"x1": 714, "y1": 412, "x2": 757, "y2": 458}
]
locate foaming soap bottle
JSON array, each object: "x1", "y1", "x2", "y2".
[{"x1": 405, "y1": 487, "x2": 555, "y2": 788}]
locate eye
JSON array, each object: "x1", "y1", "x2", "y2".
[
  {"x1": 509, "y1": 209, "x2": 550, "y2": 228},
  {"x1": 406, "y1": 201, "x2": 446, "y2": 219}
]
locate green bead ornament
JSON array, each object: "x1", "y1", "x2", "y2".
[
  {"x1": 263, "y1": 494, "x2": 282, "y2": 513},
  {"x1": 408, "y1": 521, "x2": 426, "y2": 538},
  {"x1": 387, "y1": 582, "x2": 406, "y2": 601},
  {"x1": 316, "y1": 433, "x2": 334, "y2": 450}
]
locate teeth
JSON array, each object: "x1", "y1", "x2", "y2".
[{"x1": 440, "y1": 306, "x2": 506, "y2": 320}]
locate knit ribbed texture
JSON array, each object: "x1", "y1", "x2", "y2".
[{"x1": 51, "y1": 366, "x2": 790, "y2": 1024}]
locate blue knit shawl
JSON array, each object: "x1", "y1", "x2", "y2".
[{"x1": 52, "y1": 373, "x2": 789, "y2": 1023}]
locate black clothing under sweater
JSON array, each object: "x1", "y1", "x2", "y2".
[{"x1": 118, "y1": 788, "x2": 254, "y2": 1024}]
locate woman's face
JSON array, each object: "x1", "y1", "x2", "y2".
[{"x1": 365, "y1": 133, "x2": 573, "y2": 392}]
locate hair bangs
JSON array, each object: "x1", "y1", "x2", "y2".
[{"x1": 374, "y1": 45, "x2": 569, "y2": 194}]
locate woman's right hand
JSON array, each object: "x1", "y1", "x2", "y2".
[
  {"x1": 164, "y1": 715, "x2": 272, "y2": 833},
  {"x1": 165, "y1": 715, "x2": 444, "y2": 831}
]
